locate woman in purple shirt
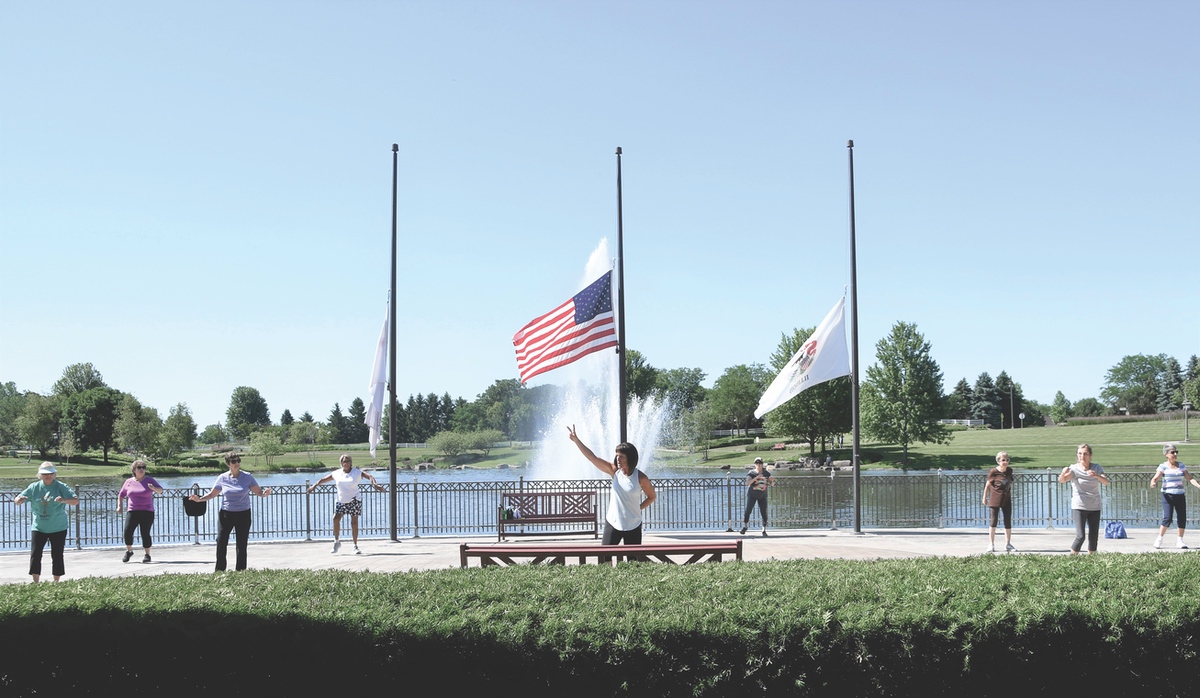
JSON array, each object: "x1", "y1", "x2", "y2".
[
  {"x1": 189, "y1": 452, "x2": 273, "y2": 571},
  {"x1": 116, "y1": 460, "x2": 164, "y2": 563}
]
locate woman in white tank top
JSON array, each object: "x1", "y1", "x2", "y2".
[{"x1": 568, "y1": 424, "x2": 657, "y2": 546}]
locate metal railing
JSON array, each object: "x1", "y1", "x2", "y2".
[{"x1": 0, "y1": 470, "x2": 1175, "y2": 551}]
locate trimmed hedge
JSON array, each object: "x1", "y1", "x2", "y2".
[{"x1": 3, "y1": 555, "x2": 1200, "y2": 695}]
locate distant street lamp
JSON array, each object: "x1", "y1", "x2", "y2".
[{"x1": 1185, "y1": 400, "x2": 1193, "y2": 443}]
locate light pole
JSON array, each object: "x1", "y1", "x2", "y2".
[{"x1": 1185, "y1": 400, "x2": 1193, "y2": 443}]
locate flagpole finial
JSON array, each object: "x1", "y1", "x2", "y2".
[
  {"x1": 392, "y1": 143, "x2": 398, "y2": 152},
  {"x1": 847, "y1": 140, "x2": 854, "y2": 148},
  {"x1": 615, "y1": 146, "x2": 622, "y2": 155}
]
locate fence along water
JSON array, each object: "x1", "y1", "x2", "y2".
[{"x1": 0, "y1": 470, "x2": 1171, "y2": 551}]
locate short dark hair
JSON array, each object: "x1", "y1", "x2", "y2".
[
  {"x1": 615, "y1": 442, "x2": 639, "y2": 470},
  {"x1": 225, "y1": 452, "x2": 242, "y2": 465}
]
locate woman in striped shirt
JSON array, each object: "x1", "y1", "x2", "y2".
[{"x1": 1149, "y1": 444, "x2": 1200, "y2": 549}]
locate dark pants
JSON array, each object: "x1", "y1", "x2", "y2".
[
  {"x1": 1161, "y1": 493, "x2": 1187, "y2": 529},
  {"x1": 601, "y1": 522, "x2": 642, "y2": 562},
  {"x1": 30, "y1": 529, "x2": 68, "y2": 577},
  {"x1": 988, "y1": 502, "x2": 1012, "y2": 529},
  {"x1": 743, "y1": 491, "x2": 768, "y2": 527},
  {"x1": 216, "y1": 509, "x2": 252, "y2": 571},
  {"x1": 123, "y1": 510, "x2": 155, "y2": 548},
  {"x1": 602, "y1": 522, "x2": 643, "y2": 546},
  {"x1": 1071, "y1": 509, "x2": 1101, "y2": 553}
]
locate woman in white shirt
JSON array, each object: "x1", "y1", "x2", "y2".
[
  {"x1": 568, "y1": 425, "x2": 656, "y2": 547},
  {"x1": 307, "y1": 454, "x2": 385, "y2": 554}
]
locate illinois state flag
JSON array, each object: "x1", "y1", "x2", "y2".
[
  {"x1": 754, "y1": 296, "x2": 851, "y2": 419},
  {"x1": 365, "y1": 295, "x2": 389, "y2": 458},
  {"x1": 513, "y1": 271, "x2": 618, "y2": 384}
]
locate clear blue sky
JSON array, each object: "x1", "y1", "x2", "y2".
[{"x1": 2, "y1": 0, "x2": 1197, "y2": 430}]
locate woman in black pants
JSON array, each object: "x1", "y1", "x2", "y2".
[{"x1": 740, "y1": 457, "x2": 774, "y2": 536}]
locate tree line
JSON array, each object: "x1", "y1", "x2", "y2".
[
  {"x1": 1, "y1": 363, "x2": 196, "y2": 463},
  {"x1": 5, "y1": 343, "x2": 1195, "y2": 466}
]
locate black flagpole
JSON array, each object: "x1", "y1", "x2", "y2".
[
  {"x1": 847, "y1": 140, "x2": 862, "y2": 534},
  {"x1": 389, "y1": 143, "x2": 399, "y2": 542},
  {"x1": 616, "y1": 147, "x2": 628, "y2": 444}
]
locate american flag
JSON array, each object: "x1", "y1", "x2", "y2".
[{"x1": 513, "y1": 271, "x2": 618, "y2": 384}]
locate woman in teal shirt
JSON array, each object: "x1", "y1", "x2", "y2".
[{"x1": 12, "y1": 462, "x2": 79, "y2": 582}]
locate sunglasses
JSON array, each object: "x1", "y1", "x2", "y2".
[
  {"x1": 134, "y1": 465, "x2": 146, "y2": 470},
  {"x1": 229, "y1": 459, "x2": 241, "y2": 465}
]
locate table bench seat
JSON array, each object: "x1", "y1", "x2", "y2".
[{"x1": 460, "y1": 540, "x2": 742, "y2": 567}]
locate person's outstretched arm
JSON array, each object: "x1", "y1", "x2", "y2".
[{"x1": 568, "y1": 425, "x2": 615, "y2": 476}]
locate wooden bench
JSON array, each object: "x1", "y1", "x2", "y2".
[
  {"x1": 460, "y1": 540, "x2": 742, "y2": 567},
  {"x1": 498, "y1": 490, "x2": 598, "y2": 541}
]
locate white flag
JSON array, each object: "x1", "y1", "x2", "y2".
[
  {"x1": 754, "y1": 296, "x2": 851, "y2": 419},
  {"x1": 365, "y1": 296, "x2": 390, "y2": 458}
]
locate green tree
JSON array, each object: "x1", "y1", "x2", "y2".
[
  {"x1": 59, "y1": 386, "x2": 120, "y2": 462},
  {"x1": 626, "y1": 349, "x2": 660, "y2": 402},
  {"x1": 115, "y1": 394, "x2": 162, "y2": 459},
  {"x1": 226, "y1": 386, "x2": 271, "y2": 438},
  {"x1": 862, "y1": 321, "x2": 951, "y2": 464},
  {"x1": 159, "y1": 403, "x2": 197, "y2": 459},
  {"x1": 1050, "y1": 391, "x2": 1073, "y2": 425},
  {"x1": 52, "y1": 362, "x2": 106, "y2": 396},
  {"x1": 0, "y1": 382, "x2": 28, "y2": 446},
  {"x1": 288, "y1": 421, "x2": 325, "y2": 460},
  {"x1": 1073, "y1": 397, "x2": 1106, "y2": 417},
  {"x1": 678, "y1": 399, "x2": 720, "y2": 460},
  {"x1": 57, "y1": 428, "x2": 79, "y2": 466},
  {"x1": 249, "y1": 431, "x2": 284, "y2": 467},
  {"x1": 761, "y1": 327, "x2": 852, "y2": 455},
  {"x1": 17, "y1": 393, "x2": 60, "y2": 459},
  {"x1": 466, "y1": 428, "x2": 506, "y2": 457},
  {"x1": 280, "y1": 409, "x2": 295, "y2": 426},
  {"x1": 1181, "y1": 355, "x2": 1200, "y2": 408},
  {"x1": 428, "y1": 430, "x2": 468, "y2": 460},
  {"x1": 708, "y1": 364, "x2": 770, "y2": 431},
  {"x1": 655, "y1": 367, "x2": 708, "y2": 414},
  {"x1": 199, "y1": 423, "x2": 229, "y2": 445},
  {"x1": 1101, "y1": 354, "x2": 1168, "y2": 415}
]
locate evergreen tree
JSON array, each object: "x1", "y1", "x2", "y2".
[
  {"x1": 971, "y1": 373, "x2": 1002, "y2": 428},
  {"x1": 943, "y1": 378, "x2": 973, "y2": 421},
  {"x1": 347, "y1": 398, "x2": 369, "y2": 443},
  {"x1": 1157, "y1": 356, "x2": 1184, "y2": 413},
  {"x1": 327, "y1": 403, "x2": 349, "y2": 444},
  {"x1": 280, "y1": 409, "x2": 295, "y2": 426}
]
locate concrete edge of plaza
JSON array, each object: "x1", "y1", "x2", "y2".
[{"x1": 2, "y1": 526, "x2": 1189, "y2": 584}]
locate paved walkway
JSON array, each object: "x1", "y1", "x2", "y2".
[{"x1": 0, "y1": 526, "x2": 1186, "y2": 583}]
